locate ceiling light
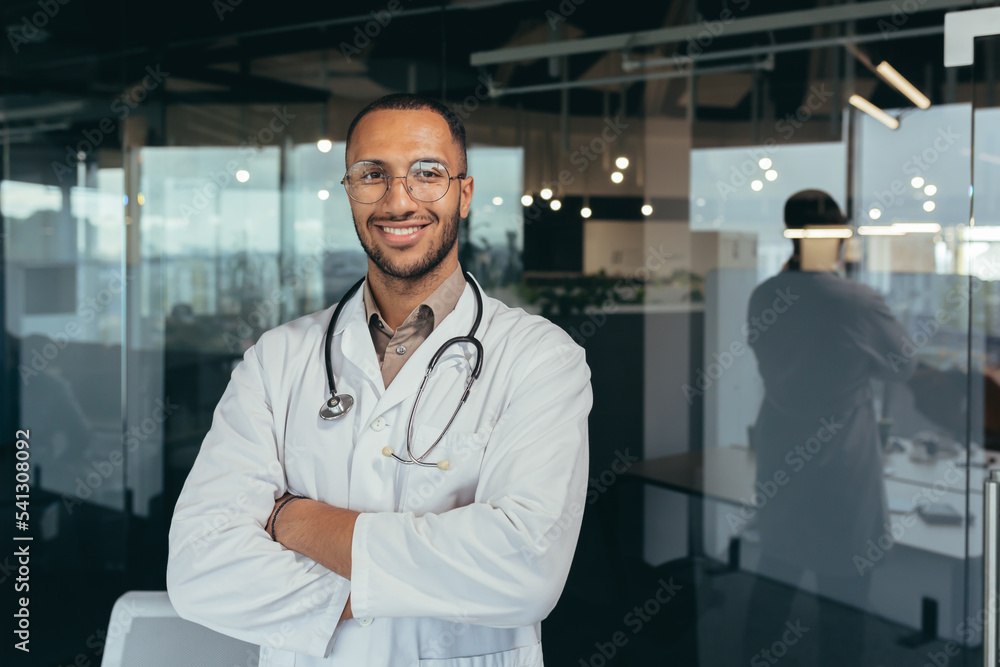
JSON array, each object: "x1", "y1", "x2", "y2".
[
  {"x1": 236, "y1": 170, "x2": 250, "y2": 183},
  {"x1": 316, "y1": 139, "x2": 333, "y2": 153},
  {"x1": 868, "y1": 208, "x2": 882, "y2": 220},
  {"x1": 960, "y1": 226, "x2": 1000, "y2": 241},
  {"x1": 784, "y1": 227, "x2": 853, "y2": 239},
  {"x1": 540, "y1": 188, "x2": 553, "y2": 200},
  {"x1": 858, "y1": 226, "x2": 905, "y2": 236},
  {"x1": 759, "y1": 158, "x2": 772, "y2": 170},
  {"x1": 580, "y1": 206, "x2": 592, "y2": 218},
  {"x1": 893, "y1": 222, "x2": 941, "y2": 233},
  {"x1": 751, "y1": 180, "x2": 763, "y2": 191},
  {"x1": 876, "y1": 61, "x2": 931, "y2": 110},
  {"x1": 318, "y1": 189, "x2": 330, "y2": 200},
  {"x1": 521, "y1": 194, "x2": 533, "y2": 206},
  {"x1": 641, "y1": 204, "x2": 653, "y2": 216},
  {"x1": 765, "y1": 169, "x2": 777, "y2": 181},
  {"x1": 549, "y1": 199, "x2": 562, "y2": 211},
  {"x1": 611, "y1": 171, "x2": 624, "y2": 184},
  {"x1": 923, "y1": 184, "x2": 937, "y2": 196},
  {"x1": 492, "y1": 196, "x2": 503, "y2": 206},
  {"x1": 849, "y1": 94, "x2": 900, "y2": 130},
  {"x1": 923, "y1": 201, "x2": 936, "y2": 212},
  {"x1": 911, "y1": 176, "x2": 925, "y2": 188},
  {"x1": 615, "y1": 156, "x2": 629, "y2": 169}
]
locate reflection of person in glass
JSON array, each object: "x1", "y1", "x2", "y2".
[{"x1": 742, "y1": 190, "x2": 913, "y2": 666}]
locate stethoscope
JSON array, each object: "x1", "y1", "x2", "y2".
[{"x1": 319, "y1": 271, "x2": 484, "y2": 471}]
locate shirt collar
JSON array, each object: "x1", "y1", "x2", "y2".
[{"x1": 362, "y1": 264, "x2": 466, "y2": 334}]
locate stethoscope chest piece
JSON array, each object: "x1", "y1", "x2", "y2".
[{"x1": 319, "y1": 394, "x2": 354, "y2": 421}]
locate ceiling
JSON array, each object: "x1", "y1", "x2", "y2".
[{"x1": 0, "y1": 0, "x2": 983, "y2": 150}]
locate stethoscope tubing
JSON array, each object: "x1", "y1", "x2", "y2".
[{"x1": 322, "y1": 271, "x2": 485, "y2": 469}]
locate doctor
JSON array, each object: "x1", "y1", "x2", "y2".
[{"x1": 166, "y1": 94, "x2": 593, "y2": 667}]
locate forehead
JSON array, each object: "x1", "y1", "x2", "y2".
[{"x1": 348, "y1": 109, "x2": 459, "y2": 167}]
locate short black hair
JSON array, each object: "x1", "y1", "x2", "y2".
[
  {"x1": 784, "y1": 189, "x2": 846, "y2": 228},
  {"x1": 345, "y1": 93, "x2": 468, "y2": 175}
]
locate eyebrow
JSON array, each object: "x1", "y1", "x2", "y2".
[{"x1": 351, "y1": 156, "x2": 450, "y2": 169}]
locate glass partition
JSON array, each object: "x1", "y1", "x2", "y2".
[{"x1": 2, "y1": 3, "x2": 994, "y2": 666}]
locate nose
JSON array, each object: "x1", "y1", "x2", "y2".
[{"x1": 380, "y1": 174, "x2": 418, "y2": 218}]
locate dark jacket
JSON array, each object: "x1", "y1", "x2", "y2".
[{"x1": 747, "y1": 270, "x2": 913, "y2": 576}]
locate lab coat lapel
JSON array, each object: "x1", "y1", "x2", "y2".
[
  {"x1": 373, "y1": 282, "x2": 477, "y2": 417},
  {"x1": 332, "y1": 285, "x2": 384, "y2": 397}
]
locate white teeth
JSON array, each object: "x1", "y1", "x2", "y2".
[{"x1": 383, "y1": 226, "x2": 421, "y2": 235}]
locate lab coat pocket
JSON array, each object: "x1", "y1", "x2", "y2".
[
  {"x1": 418, "y1": 642, "x2": 542, "y2": 667},
  {"x1": 400, "y1": 423, "x2": 493, "y2": 515}
]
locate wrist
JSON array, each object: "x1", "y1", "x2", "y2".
[{"x1": 272, "y1": 495, "x2": 307, "y2": 546}]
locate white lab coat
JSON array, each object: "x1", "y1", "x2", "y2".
[{"x1": 166, "y1": 276, "x2": 592, "y2": 667}]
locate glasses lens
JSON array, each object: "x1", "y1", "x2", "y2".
[
  {"x1": 407, "y1": 160, "x2": 450, "y2": 202},
  {"x1": 345, "y1": 162, "x2": 388, "y2": 203}
]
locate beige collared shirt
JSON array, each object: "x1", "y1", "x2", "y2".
[{"x1": 363, "y1": 265, "x2": 467, "y2": 387}]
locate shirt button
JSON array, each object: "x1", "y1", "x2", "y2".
[
  {"x1": 396, "y1": 345, "x2": 407, "y2": 355},
  {"x1": 358, "y1": 617, "x2": 373, "y2": 626},
  {"x1": 370, "y1": 417, "x2": 386, "y2": 431}
]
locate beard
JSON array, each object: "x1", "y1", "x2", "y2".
[{"x1": 353, "y1": 202, "x2": 461, "y2": 280}]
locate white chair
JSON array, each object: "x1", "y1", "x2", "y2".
[{"x1": 100, "y1": 591, "x2": 259, "y2": 667}]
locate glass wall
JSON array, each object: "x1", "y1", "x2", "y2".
[{"x1": 2, "y1": 2, "x2": 997, "y2": 666}]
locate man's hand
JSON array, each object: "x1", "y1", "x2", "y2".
[{"x1": 266, "y1": 493, "x2": 361, "y2": 581}]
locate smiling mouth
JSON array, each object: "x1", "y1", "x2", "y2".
[{"x1": 379, "y1": 224, "x2": 428, "y2": 236}]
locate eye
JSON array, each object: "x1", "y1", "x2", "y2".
[
  {"x1": 411, "y1": 162, "x2": 446, "y2": 181},
  {"x1": 359, "y1": 169, "x2": 386, "y2": 182}
]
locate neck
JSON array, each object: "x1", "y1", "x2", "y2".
[{"x1": 367, "y1": 259, "x2": 458, "y2": 330}]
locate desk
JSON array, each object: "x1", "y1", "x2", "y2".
[{"x1": 625, "y1": 445, "x2": 985, "y2": 642}]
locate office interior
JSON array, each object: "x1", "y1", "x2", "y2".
[{"x1": 2, "y1": 0, "x2": 999, "y2": 664}]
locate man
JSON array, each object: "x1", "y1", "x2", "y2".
[
  {"x1": 167, "y1": 94, "x2": 593, "y2": 667},
  {"x1": 742, "y1": 190, "x2": 913, "y2": 666}
]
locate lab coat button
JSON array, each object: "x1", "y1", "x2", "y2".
[
  {"x1": 358, "y1": 617, "x2": 373, "y2": 626},
  {"x1": 371, "y1": 417, "x2": 386, "y2": 431}
]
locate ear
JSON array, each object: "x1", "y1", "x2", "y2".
[{"x1": 459, "y1": 176, "x2": 474, "y2": 219}]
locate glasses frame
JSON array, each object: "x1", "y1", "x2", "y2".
[{"x1": 340, "y1": 159, "x2": 468, "y2": 204}]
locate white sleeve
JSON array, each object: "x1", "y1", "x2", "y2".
[
  {"x1": 166, "y1": 340, "x2": 350, "y2": 658},
  {"x1": 350, "y1": 340, "x2": 592, "y2": 627}
]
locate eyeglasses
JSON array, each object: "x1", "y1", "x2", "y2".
[{"x1": 341, "y1": 159, "x2": 466, "y2": 204}]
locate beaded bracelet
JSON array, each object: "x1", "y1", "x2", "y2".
[{"x1": 270, "y1": 495, "x2": 306, "y2": 541}]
